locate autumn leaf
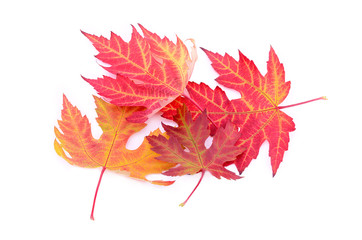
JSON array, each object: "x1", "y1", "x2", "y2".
[
  {"x1": 81, "y1": 24, "x2": 198, "y2": 123},
  {"x1": 161, "y1": 82, "x2": 245, "y2": 135},
  {"x1": 162, "y1": 47, "x2": 326, "y2": 176},
  {"x1": 54, "y1": 95, "x2": 175, "y2": 220},
  {"x1": 147, "y1": 105, "x2": 244, "y2": 206}
]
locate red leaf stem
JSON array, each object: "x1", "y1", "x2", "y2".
[
  {"x1": 278, "y1": 96, "x2": 327, "y2": 110},
  {"x1": 90, "y1": 166, "x2": 106, "y2": 221},
  {"x1": 179, "y1": 170, "x2": 206, "y2": 207}
]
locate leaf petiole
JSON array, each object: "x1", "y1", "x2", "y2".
[
  {"x1": 90, "y1": 166, "x2": 106, "y2": 220},
  {"x1": 278, "y1": 96, "x2": 327, "y2": 110},
  {"x1": 179, "y1": 169, "x2": 206, "y2": 207}
]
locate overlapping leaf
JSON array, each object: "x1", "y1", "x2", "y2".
[
  {"x1": 162, "y1": 47, "x2": 297, "y2": 176},
  {"x1": 82, "y1": 24, "x2": 197, "y2": 123},
  {"x1": 202, "y1": 47, "x2": 297, "y2": 176},
  {"x1": 161, "y1": 82, "x2": 253, "y2": 135},
  {"x1": 55, "y1": 25, "x2": 327, "y2": 217},
  {"x1": 147, "y1": 105, "x2": 244, "y2": 206},
  {"x1": 54, "y1": 95, "x2": 175, "y2": 219}
]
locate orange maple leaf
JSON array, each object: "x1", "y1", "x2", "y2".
[
  {"x1": 81, "y1": 24, "x2": 197, "y2": 123},
  {"x1": 54, "y1": 95, "x2": 175, "y2": 220}
]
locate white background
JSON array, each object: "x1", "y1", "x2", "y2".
[{"x1": 1, "y1": 0, "x2": 361, "y2": 239}]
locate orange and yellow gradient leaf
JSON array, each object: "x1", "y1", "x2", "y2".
[{"x1": 54, "y1": 95, "x2": 175, "y2": 220}]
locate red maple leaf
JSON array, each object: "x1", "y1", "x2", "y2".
[
  {"x1": 81, "y1": 24, "x2": 198, "y2": 123},
  {"x1": 147, "y1": 105, "x2": 244, "y2": 206},
  {"x1": 162, "y1": 47, "x2": 326, "y2": 176}
]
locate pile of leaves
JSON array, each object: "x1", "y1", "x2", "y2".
[{"x1": 54, "y1": 24, "x2": 326, "y2": 220}]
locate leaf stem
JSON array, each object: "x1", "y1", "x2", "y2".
[
  {"x1": 90, "y1": 166, "x2": 106, "y2": 221},
  {"x1": 179, "y1": 169, "x2": 206, "y2": 207},
  {"x1": 182, "y1": 94, "x2": 217, "y2": 128},
  {"x1": 278, "y1": 96, "x2": 327, "y2": 110}
]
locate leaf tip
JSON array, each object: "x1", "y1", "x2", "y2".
[
  {"x1": 199, "y1": 47, "x2": 207, "y2": 53},
  {"x1": 150, "y1": 180, "x2": 175, "y2": 186},
  {"x1": 322, "y1": 96, "x2": 328, "y2": 100},
  {"x1": 186, "y1": 38, "x2": 196, "y2": 46},
  {"x1": 130, "y1": 24, "x2": 138, "y2": 33},
  {"x1": 272, "y1": 168, "x2": 279, "y2": 177},
  {"x1": 179, "y1": 202, "x2": 185, "y2": 207},
  {"x1": 54, "y1": 138, "x2": 64, "y2": 158},
  {"x1": 62, "y1": 94, "x2": 70, "y2": 106},
  {"x1": 80, "y1": 30, "x2": 91, "y2": 39},
  {"x1": 269, "y1": 45, "x2": 277, "y2": 53},
  {"x1": 137, "y1": 23, "x2": 145, "y2": 31}
]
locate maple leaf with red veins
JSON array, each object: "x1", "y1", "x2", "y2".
[
  {"x1": 162, "y1": 47, "x2": 326, "y2": 176},
  {"x1": 54, "y1": 95, "x2": 175, "y2": 220},
  {"x1": 147, "y1": 105, "x2": 244, "y2": 206},
  {"x1": 81, "y1": 24, "x2": 197, "y2": 123}
]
